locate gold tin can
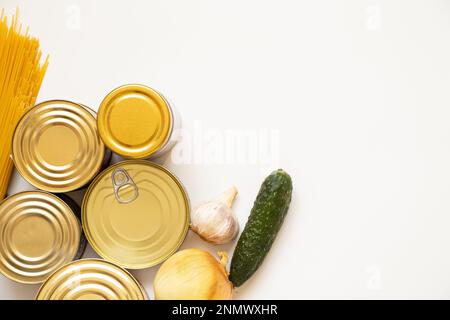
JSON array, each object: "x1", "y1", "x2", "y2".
[
  {"x1": 36, "y1": 259, "x2": 148, "y2": 300},
  {"x1": 12, "y1": 100, "x2": 109, "y2": 193},
  {"x1": 82, "y1": 160, "x2": 190, "y2": 269},
  {"x1": 0, "y1": 191, "x2": 85, "y2": 284},
  {"x1": 97, "y1": 84, "x2": 180, "y2": 159}
]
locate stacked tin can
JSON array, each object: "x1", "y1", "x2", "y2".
[{"x1": 0, "y1": 84, "x2": 189, "y2": 300}]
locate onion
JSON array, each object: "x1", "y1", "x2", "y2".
[{"x1": 153, "y1": 248, "x2": 233, "y2": 300}]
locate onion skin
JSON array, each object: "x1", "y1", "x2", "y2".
[{"x1": 153, "y1": 248, "x2": 233, "y2": 300}]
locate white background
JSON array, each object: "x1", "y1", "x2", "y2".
[{"x1": 2, "y1": 0, "x2": 450, "y2": 299}]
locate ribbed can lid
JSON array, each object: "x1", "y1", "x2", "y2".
[
  {"x1": 12, "y1": 100, "x2": 105, "y2": 192},
  {"x1": 0, "y1": 191, "x2": 81, "y2": 284},
  {"x1": 97, "y1": 84, "x2": 172, "y2": 159},
  {"x1": 36, "y1": 259, "x2": 148, "y2": 300}
]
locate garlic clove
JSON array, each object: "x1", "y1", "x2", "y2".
[
  {"x1": 216, "y1": 186, "x2": 238, "y2": 208},
  {"x1": 190, "y1": 187, "x2": 239, "y2": 245}
]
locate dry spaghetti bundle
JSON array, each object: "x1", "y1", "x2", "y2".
[{"x1": 0, "y1": 8, "x2": 48, "y2": 199}]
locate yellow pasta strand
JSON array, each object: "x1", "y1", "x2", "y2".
[{"x1": 0, "y1": 8, "x2": 48, "y2": 199}]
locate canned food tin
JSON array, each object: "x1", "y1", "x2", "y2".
[
  {"x1": 36, "y1": 259, "x2": 148, "y2": 300},
  {"x1": 97, "y1": 84, "x2": 180, "y2": 159},
  {"x1": 55, "y1": 193, "x2": 88, "y2": 259},
  {"x1": 12, "y1": 100, "x2": 110, "y2": 193},
  {"x1": 82, "y1": 160, "x2": 190, "y2": 269},
  {"x1": 0, "y1": 191, "x2": 85, "y2": 284}
]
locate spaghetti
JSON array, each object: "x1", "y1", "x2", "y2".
[{"x1": 0, "y1": 8, "x2": 48, "y2": 199}]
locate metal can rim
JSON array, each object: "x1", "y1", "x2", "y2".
[
  {"x1": 0, "y1": 190, "x2": 82, "y2": 284},
  {"x1": 149, "y1": 92, "x2": 176, "y2": 158},
  {"x1": 35, "y1": 258, "x2": 149, "y2": 300},
  {"x1": 97, "y1": 84, "x2": 173, "y2": 159},
  {"x1": 82, "y1": 160, "x2": 190, "y2": 269},
  {"x1": 11, "y1": 100, "x2": 106, "y2": 193}
]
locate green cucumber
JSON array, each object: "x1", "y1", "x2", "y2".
[{"x1": 229, "y1": 169, "x2": 293, "y2": 287}]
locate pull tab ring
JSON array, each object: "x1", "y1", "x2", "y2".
[{"x1": 112, "y1": 168, "x2": 139, "y2": 204}]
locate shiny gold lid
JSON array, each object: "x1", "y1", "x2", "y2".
[
  {"x1": 36, "y1": 259, "x2": 148, "y2": 300},
  {"x1": 82, "y1": 160, "x2": 189, "y2": 269},
  {"x1": 12, "y1": 100, "x2": 106, "y2": 193},
  {"x1": 97, "y1": 84, "x2": 172, "y2": 159},
  {"x1": 0, "y1": 191, "x2": 81, "y2": 284}
]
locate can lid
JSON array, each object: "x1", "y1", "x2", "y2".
[
  {"x1": 82, "y1": 160, "x2": 190, "y2": 269},
  {"x1": 0, "y1": 191, "x2": 81, "y2": 284},
  {"x1": 12, "y1": 100, "x2": 105, "y2": 193},
  {"x1": 97, "y1": 84, "x2": 172, "y2": 159},
  {"x1": 36, "y1": 259, "x2": 148, "y2": 300}
]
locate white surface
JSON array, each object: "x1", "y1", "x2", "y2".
[{"x1": 2, "y1": 0, "x2": 450, "y2": 299}]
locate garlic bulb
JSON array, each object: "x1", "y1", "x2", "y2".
[
  {"x1": 191, "y1": 186, "x2": 239, "y2": 244},
  {"x1": 153, "y1": 248, "x2": 233, "y2": 300}
]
